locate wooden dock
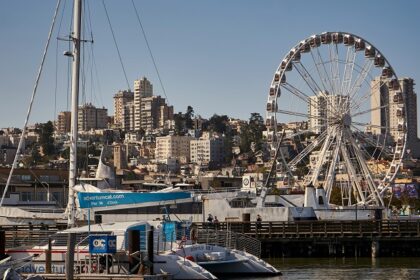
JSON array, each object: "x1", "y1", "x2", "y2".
[{"x1": 195, "y1": 219, "x2": 420, "y2": 258}]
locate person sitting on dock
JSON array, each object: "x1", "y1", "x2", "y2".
[{"x1": 207, "y1": 213, "x2": 214, "y2": 223}]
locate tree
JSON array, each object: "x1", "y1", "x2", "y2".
[
  {"x1": 174, "y1": 112, "x2": 185, "y2": 135},
  {"x1": 185, "y1": 106, "x2": 194, "y2": 130},
  {"x1": 208, "y1": 114, "x2": 229, "y2": 134},
  {"x1": 30, "y1": 145, "x2": 42, "y2": 166},
  {"x1": 248, "y1": 113, "x2": 264, "y2": 152},
  {"x1": 239, "y1": 113, "x2": 265, "y2": 154},
  {"x1": 37, "y1": 121, "x2": 55, "y2": 156}
]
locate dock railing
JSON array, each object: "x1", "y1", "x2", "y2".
[{"x1": 195, "y1": 219, "x2": 420, "y2": 239}]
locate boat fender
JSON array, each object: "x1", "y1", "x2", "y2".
[{"x1": 185, "y1": 255, "x2": 195, "y2": 262}]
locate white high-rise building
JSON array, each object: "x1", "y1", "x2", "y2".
[
  {"x1": 113, "y1": 90, "x2": 134, "y2": 128},
  {"x1": 121, "y1": 101, "x2": 135, "y2": 131},
  {"x1": 308, "y1": 92, "x2": 349, "y2": 134},
  {"x1": 371, "y1": 77, "x2": 420, "y2": 157},
  {"x1": 134, "y1": 77, "x2": 153, "y2": 131}
]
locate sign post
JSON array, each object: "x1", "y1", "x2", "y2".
[{"x1": 89, "y1": 235, "x2": 116, "y2": 274}]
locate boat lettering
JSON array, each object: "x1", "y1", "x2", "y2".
[{"x1": 16, "y1": 264, "x2": 65, "y2": 274}]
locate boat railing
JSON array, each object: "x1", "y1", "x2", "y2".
[
  {"x1": 3, "y1": 227, "x2": 53, "y2": 248},
  {"x1": 196, "y1": 228, "x2": 262, "y2": 258}
]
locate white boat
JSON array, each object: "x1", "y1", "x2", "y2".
[
  {"x1": 165, "y1": 243, "x2": 280, "y2": 277},
  {"x1": 0, "y1": 254, "x2": 36, "y2": 280},
  {"x1": 6, "y1": 221, "x2": 216, "y2": 279}
]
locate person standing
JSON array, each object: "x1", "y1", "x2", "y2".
[
  {"x1": 256, "y1": 214, "x2": 262, "y2": 232},
  {"x1": 214, "y1": 216, "x2": 220, "y2": 229}
]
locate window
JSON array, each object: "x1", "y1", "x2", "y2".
[
  {"x1": 21, "y1": 192, "x2": 33, "y2": 201},
  {"x1": 53, "y1": 192, "x2": 63, "y2": 206},
  {"x1": 37, "y1": 192, "x2": 47, "y2": 201},
  {"x1": 21, "y1": 175, "x2": 31, "y2": 181}
]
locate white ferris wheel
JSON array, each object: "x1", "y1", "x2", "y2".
[{"x1": 266, "y1": 32, "x2": 407, "y2": 207}]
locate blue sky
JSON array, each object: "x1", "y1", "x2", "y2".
[{"x1": 0, "y1": 0, "x2": 419, "y2": 129}]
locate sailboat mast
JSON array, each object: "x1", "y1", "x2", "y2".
[{"x1": 67, "y1": 0, "x2": 82, "y2": 227}]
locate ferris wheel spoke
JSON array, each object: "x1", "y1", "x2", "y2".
[
  {"x1": 350, "y1": 79, "x2": 384, "y2": 113},
  {"x1": 281, "y1": 83, "x2": 313, "y2": 105},
  {"x1": 329, "y1": 44, "x2": 341, "y2": 95},
  {"x1": 282, "y1": 83, "x2": 337, "y2": 119},
  {"x1": 293, "y1": 61, "x2": 323, "y2": 96},
  {"x1": 350, "y1": 125, "x2": 393, "y2": 157},
  {"x1": 288, "y1": 130, "x2": 328, "y2": 168},
  {"x1": 348, "y1": 59, "x2": 374, "y2": 101},
  {"x1": 346, "y1": 131, "x2": 384, "y2": 206},
  {"x1": 325, "y1": 130, "x2": 343, "y2": 201},
  {"x1": 352, "y1": 121, "x2": 388, "y2": 131},
  {"x1": 285, "y1": 126, "x2": 327, "y2": 139},
  {"x1": 339, "y1": 142, "x2": 367, "y2": 204},
  {"x1": 277, "y1": 109, "x2": 327, "y2": 120},
  {"x1": 309, "y1": 127, "x2": 337, "y2": 186},
  {"x1": 341, "y1": 46, "x2": 357, "y2": 96},
  {"x1": 294, "y1": 61, "x2": 340, "y2": 117},
  {"x1": 310, "y1": 48, "x2": 333, "y2": 93},
  {"x1": 351, "y1": 104, "x2": 389, "y2": 118}
]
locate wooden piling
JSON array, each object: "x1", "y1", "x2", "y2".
[
  {"x1": 45, "y1": 237, "x2": 52, "y2": 273},
  {"x1": 0, "y1": 230, "x2": 5, "y2": 259},
  {"x1": 371, "y1": 240, "x2": 380, "y2": 258},
  {"x1": 65, "y1": 233, "x2": 76, "y2": 280},
  {"x1": 147, "y1": 226, "x2": 154, "y2": 275},
  {"x1": 127, "y1": 230, "x2": 140, "y2": 274}
]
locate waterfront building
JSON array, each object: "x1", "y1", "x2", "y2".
[
  {"x1": 78, "y1": 103, "x2": 108, "y2": 131},
  {"x1": 55, "y1": 111, "x2": 71, "y2": 133},
  {"x1": 113, "y1": 90, "x2": 134, "y2": 128},
  {"x1": 155, "y1": 135, "x2": 192, "y2": 164}
]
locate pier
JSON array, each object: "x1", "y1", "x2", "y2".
[
  {"x1": 2, "y1": 219, "x2": 420, "y2": 260},
  {"x1": 195, "y1": 219, "x2": 420, "y2": 258}
]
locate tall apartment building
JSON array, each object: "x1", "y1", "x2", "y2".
[
  {"x1": 190, "y1": 134, "x2": 225, "y2": 166},
  {"x1": 371, "y1": 77, "x2": 419, "y2": 157},
  {"x1": 140, "y1": 96, "x2": 173, "y2": 132},
  {"x1": 308, "y1": 92, "x2": 349, "y2": 134},
  {"x1": 134, "y1": 77, "x2": 153, "y2": 131},
  {"x1": 155, "y1": 135, "x2": 192, "y2": 164},
  {"x1": 78, "y1": 103, "x2": 108, "y2": 131},
  {"x1": 121, "y1": 102, "x2": 135, "y2": 131},
  {"x1": 113, "y1": 90, "x2": 134, "y2": 127},
  {"x1": 56, "y1": 111, "x2": 71, "y2": 133}
]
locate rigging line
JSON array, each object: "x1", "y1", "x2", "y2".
[
  {"x1": 54, "y1": 0, "x2": 67, "y2": 121},
  {"x1": 102, "y1": 0, "x2": 131, "y2": 91},
  {"x1": 67, "y1": 0, "x2": 75, "y2": 111},
  {"x1": 86, "y1": 0, "x2": 95, "y2": 103},
  {"x1": 0, "y1": 0, "x2": 62, "y2": 207},
  {"x1": 131, "y1": 0, "x2": 168, "y2": 101}
]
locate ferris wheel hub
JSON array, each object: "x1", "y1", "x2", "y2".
[{"x1": 342, "y1": 114, "x2": 352, "y2": 127}]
